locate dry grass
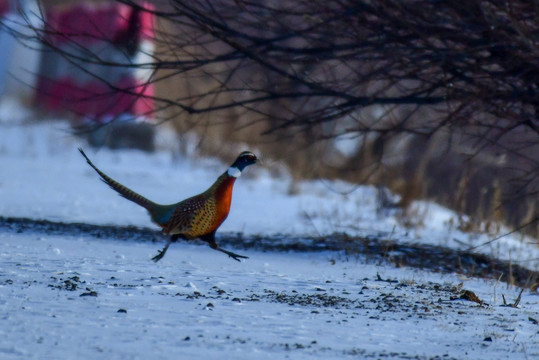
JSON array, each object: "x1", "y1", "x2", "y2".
[
  {"x1": 149, "y1": 21, "x2": 538, "y2": 240},
  {"x1": 160, "y1": 103, "x2": 538, "y2": 240}
]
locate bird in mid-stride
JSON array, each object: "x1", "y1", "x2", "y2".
[{"x1": 79, "y1": 149, "x2": 258, "y2": 262}]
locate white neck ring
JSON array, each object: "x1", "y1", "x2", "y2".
[{"x1": 227, "y1": 166, "x2": 242, "y2": 178}]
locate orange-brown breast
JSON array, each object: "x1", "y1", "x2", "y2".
[{"x1": 210, "y1": 176, "x2": 236, "y2": 230}]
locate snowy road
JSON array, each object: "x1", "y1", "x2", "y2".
[{"x1": 1, "y1": 231, "x2": 538, "y2": 360}]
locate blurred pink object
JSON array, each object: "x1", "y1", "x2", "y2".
[
  {"x1": 35, "y1": 2, "x2": 154, "y2": 122},
  {"x1": 0, "y1": 0, "x2": 9, "y2": 17}
]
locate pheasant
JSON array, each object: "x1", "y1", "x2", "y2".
[{"x1": 79, "y1": 149, "x2": 258, "y2": 262}]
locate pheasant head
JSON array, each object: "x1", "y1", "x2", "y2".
[{"x1": 227, "y1": 151, "x2": 258, "y2": 177}]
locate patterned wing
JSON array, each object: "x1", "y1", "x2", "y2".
[{"x1": 164, "y1": 194, "x2": 209, "y2": 237}]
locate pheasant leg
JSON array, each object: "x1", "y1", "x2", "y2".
[
  {"x1": 152, "y1": 239, "x2": 171, "y2": 262},
  {"x1": 209, "y1": 242, "x2": 248, "y2": 262}
]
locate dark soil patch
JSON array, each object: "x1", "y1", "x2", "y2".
[{"x1": 1, "y1": 216, "x2": 537, "y2": 288}]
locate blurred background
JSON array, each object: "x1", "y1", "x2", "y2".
[{"x1": 1, "y1": 0, "x2": 537, "y2": 239}]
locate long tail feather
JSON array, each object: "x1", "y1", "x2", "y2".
[{"x1": 79, "y1": 148, "x2": 158, "y2": 211}]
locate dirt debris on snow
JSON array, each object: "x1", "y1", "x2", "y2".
[
  {"x1": 2, "y1": 216, "x2": 537, "y2": 288},
  {"x1": 1, "y1": 231, "x2": 538, "y2": 360}
]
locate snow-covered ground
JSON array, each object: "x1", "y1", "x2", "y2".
[
  {"x1": 2, "y1": 232, "x2": 538, "y2": 360},
  {"x1": 0, "y1": 99, "x2": 538, "y2": 359}
]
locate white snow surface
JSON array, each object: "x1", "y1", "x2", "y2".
[
  {"x1": 1, "y1": 232, "x2": 538, "y2": 360},
  {"x1": 0, "y1": 99, "x2": 538, "y2": 359}
]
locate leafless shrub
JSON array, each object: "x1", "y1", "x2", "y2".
[{"x1": 8, "y1": 0, "x2": 539, "y2": 237}]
